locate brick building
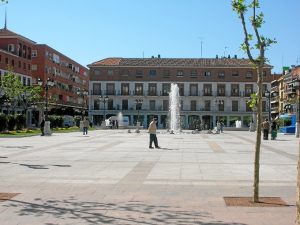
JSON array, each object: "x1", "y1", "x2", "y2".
[
  {"x1": 0, "y1": 27, "x2": 89, "y2": 126},
  {"x1": 31, "y1": 44, "x2": 89, "y2": 116},
  {"x1": 88, "y1": 57, "x2": 274, "y2": 129}
]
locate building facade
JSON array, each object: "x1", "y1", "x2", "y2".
[
  {"x1": 88, "y1": 57, "x2": 274, "y2": 129},
  {"x1": 31, "y1": 44, "x2": 89, "y2": 116},
  {"x1": 0, "y1": 27, "x2": 89, "y2": 126}
]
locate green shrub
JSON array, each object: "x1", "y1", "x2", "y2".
[
  {"x1": 74, "y1": 116, "x2": 81, "y2": 127},
  {"x1": 7, "y1": 115, "x2": 16, "y2": 131},
  {"x1": 48, "y1": 115, "x2": 63, "y2": 128},
  {"x1": 16, "y1": 114, "x2": 26, "y2": 130},
  {"x1": 0, "y1": 114, "x2": 7, "y2": 131}
]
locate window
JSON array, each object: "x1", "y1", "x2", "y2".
[
  {"x1": 191, "y1": 100, "x2": 197, "y2": 111},
  {"x1": 135, "y1": 83, "x2": 143, "y2": 95},
  {"x1": 245, "y1": 84, "x2": 253, "y2": 97},
  {"x1": 149, "y1": 69, "x2": 156, "y2": 76},
  {"x1": 22, "y1": 77, "x2": 26, "y2": 85},
  {"x1": 23, "y1": 62, "x2": 26, "y2": 70},
  {"x1": 136, "y1": 70, "x2": 143, "y2": 78},
  {"x1": 31, "y1": 64, "x2": 37, "y2": 71},
  {"x1": 246, "y1": 102, "x2": 252, "y2": 112},
  {"x1": 218, "y1": 71, "x2": 225, "y2": 78},
  {"x1": 204, "y1": 100, "x2": 211, "y2": 111},
  {"x1": 177, "y1": 70, "x2": 184, "y2": 77},
  {"x1": 162, "y1": 83, "x2": 170, "y2": 96},
  {"x1": 149, "y1": 100, "x2": 156, "y2": 110},
  {"x1": 203, "y1": 84, "x2": 212, "y2": 96},
  {"x1": 263, "y1": 71, "x2": 267, "y2": 76},
  {"x1": 190, "y1": 84, "x2": 198, "y2": 96},
  {"x1": 163, "y1": 70, "x2": 170, "y2": 78},
  {"x1": 204, "y1": 71, "x2": 211, "y2": 77},
  {"x1": 121, "y1": 83, "x2": 129, "y2": 95},
  {"x1": 93, "y1": 83, "x2": 101, "y2": 95},
  {"x1": 217, "y1": 100, "x2": 225, "y2": 111},
  {"x1": 262, "y1": 101, "x2": 267, "y2": 112},
  {"x1": 5, "y1": 57, "x2": 8, "y2": 64},
  {"x1": 217, "y1": 84, "x2": 226, "y2": 96},
  {"x1": 148, "y1": 83, "x2": 157, "y2": 96},
  {"x1": 107, "y1": 69, "x2": 113, "y2": 76},
  {"x1": 94, "y1": 100, "x2": 100, "y2": 110},
  {"x1": 246, "y1": 71, "x2": 253, "y2": 78},
  {"x1": 122, "y1": 100, "x2": 128, "y2": 110},
  {"x1": 11, "y1": 59, "x2": 14, "y2": 67},
  {"x1": 18, "y1": 61, "x2": 21, "y2": 68},
  {"x1": 94, "y1": 70, "x2": 100, "y2": 75},
  {"x1": 27, "y1": 78, "x2": 31, "y2": 86},
  {"x1": 163, "y1": 100, "x2": 169, "y2": 111},
  {"x1": 8, "y1": 44, "x2": 14, "y2": 52},
  {"x1": 232, "y1": 100, "x2": 239, "y2": 111},
  {"x1": 120, "y1": 69, "x2": 129, "y2": 76},
  {"x1": 178, "y1": 83, "x2": 184, "y2": 96},
  {"x1": 106, "y1": 83, "x2": 115, "y2": 95},
  {"x1": 232, "y1": 71, "x2": 239, "y2": 76},
  {"x1": 231, "y1": 84, "x2": 239, "y2": 96},
  {"x1": 190, "y1": 70, "x2": 197, "y2": 78}
]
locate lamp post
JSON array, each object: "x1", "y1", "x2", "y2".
[
  {"x1": 37, "y1": 77, "x2": 54, "y2": 135},
  {"x1": 135, "y1": 99, "x2": 143, "y2": 133},
  {"x1": 265, "y1": 89, "x2": 271, "y2": 122},
  {"x1": 99, "y1": 95, "x2": 109, "y2": 126},
  {"x1": 76, "y1": 89, "x2": 88, "y2": 120}
]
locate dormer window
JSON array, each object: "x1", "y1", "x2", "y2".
[{"x1": 8, "y1": 44, "x2": 14, "y2": 52}]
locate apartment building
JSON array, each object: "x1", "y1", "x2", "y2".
[
  {"x1": 88, "y1": 57, "x2": 274, "y2": 129},
  {"x1": 0, "y1": 28, "x2": 34, "y2": 89},
  {"x1": 31, "y1": 44, "x2": 89, "y2": 115},
  {"x1": 0, "y1": 27, "x2": 89, "y2": 125}
]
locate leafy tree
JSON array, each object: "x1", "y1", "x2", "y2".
[
  {"x1": 1, "y1": 70, "x2": 24, "y2": 114},
  {"x1": 232, "y1": 0, "x2": 276, "y2": 203}
]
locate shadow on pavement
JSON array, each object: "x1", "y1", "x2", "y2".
[{"x1": 6, "y1": 198, "x2": 247, "y2": 225}]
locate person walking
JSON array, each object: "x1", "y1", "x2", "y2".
[
  {"x1": 262, "y1": 118, "x2": 270, "y2": 140},
  {"x1": 148, "y1": 118, "x2": 160, "y2": 149},
  {"x1": 83, "y1": 118, "x2": 89, "y2": 135},
  {"x1": 271, "y1": 119, "x2": 277, "y2": 140},
  {"x1": 40, "y1": 118, "x2": 45, "y2": 136}
]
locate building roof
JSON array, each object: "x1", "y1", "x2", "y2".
[
  {"x1": 88, "y1": 57, "x2": 273, "y2": 68},
  {"x1": 0, "y1": 28, "x2": 36, "y2": 44}
]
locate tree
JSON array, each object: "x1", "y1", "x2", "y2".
[
  {"x1": 1, "y1": 70, "x2": 24, "y2": 114},
  {"x1": 232, "y1": 0, "x2": 276, "y2": 203}
]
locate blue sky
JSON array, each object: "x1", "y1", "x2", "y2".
[{"x1": 2, "y1": 0, "x2": 300, "y2": 73}]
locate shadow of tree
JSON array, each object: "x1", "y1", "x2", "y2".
[{"x1": 6, "y1": 197, "x2": 247, "y2": 225}]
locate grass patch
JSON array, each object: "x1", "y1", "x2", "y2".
[{"x1": 0, "y1": 126, "x2": 96, "y2": 137}]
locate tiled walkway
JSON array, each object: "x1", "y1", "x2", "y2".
[{"x1": 0, "y1": 130, "x2": 297, "y2": 225}]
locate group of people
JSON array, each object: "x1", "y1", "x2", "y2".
[{"x1": 262, "y1": 118, "x2": 277, "y2": 140}]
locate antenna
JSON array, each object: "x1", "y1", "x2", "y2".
[
  {"x1": 198, "y1": 37, "x2": 203, "y2": 58},
  {"x1": 4, "y1": 5, "x2": 7, "y2": 29}
]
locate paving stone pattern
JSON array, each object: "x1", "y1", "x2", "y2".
[{"x1": 0, "y1": 130, "x2": 297, "y2": 225}]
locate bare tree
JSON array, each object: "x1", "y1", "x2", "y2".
[{"x1": 231, "y1": 0, "x2": 276, "y2": 203}]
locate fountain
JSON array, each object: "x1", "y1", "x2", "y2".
[
  {"x1": 169, "y1": 83, "x2": 181, "y2": 134},
  {"x1": 117, "y1": 112, "x2": 124, "y2": 126}
]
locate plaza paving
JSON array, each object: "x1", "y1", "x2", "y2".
[{"x1": 0, "y1": 129, "x2": 297, "y2": 225}]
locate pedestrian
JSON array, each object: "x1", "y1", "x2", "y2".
[
  {"x1": 261, "y1": 118, "x2": 270, "y2": 140},
  {"x1": 83, "y1": 117, "x2": 89, "y2": 135},
  {"x1": 271, "y1": 119, "x2": 277, "y2": 140},
  {"x1": 220, "y1": 120, "x2": 224, "y2": 133},
  {"x1": 116, "y1": 120, "x2": 119, "y2": 129},
  {"x1": 40, "y1": 118, "x2": 45, "y2": 136},
  {"x1": 148, "y1": 117, "x2": 160, "y2": 149}
]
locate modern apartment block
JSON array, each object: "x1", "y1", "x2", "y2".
[
  {"x1": 31, "y1": 44, "x2": 89, "y2": 114},
  {"x1": 0, "y1": 28, "x2": 34, "y2": 89},
  {"x1": 0, "y1": 27, "x2": 89, "y2": 126},
  {"x1": 88, "y1": 57, "x2": 274, "y2": 129}
]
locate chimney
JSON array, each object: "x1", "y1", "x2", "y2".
[
  {"x1": 234, "y1": 54, "x2": 237, "y2": 59},
  {"x1": 216, "y1": 54, "x2": 218, "y2": 59},
  {"x1": 158, "y1": 54, "x2": 161, "y2": 58}
]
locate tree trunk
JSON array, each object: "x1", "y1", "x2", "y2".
[
  {"x1": 253, "y1": 66, "x2": 263, "y2": 203},
  {"x1": 297, "y1": 138, "x2": 300, "y2": 224}
]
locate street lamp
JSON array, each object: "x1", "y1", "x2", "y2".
[
  {"x1": 37, "y1": 77, "x2": 54, "y2": 135},
  {"x1": 264, "y1": 89, "x2": 271, "y2": 122},
  {"x1": 76, "y1": 89, "x2": 88, "y2": 120},
  {"x1": 135, "y1": 99, "x2": 143, "y2": 133},
  {"x1": 99, "y1": 95, "x2": 109, "y2": 122}
]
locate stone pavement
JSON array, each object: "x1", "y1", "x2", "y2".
[{"x1": 0, "y1": 129, "x2": 297, "y2": 225}]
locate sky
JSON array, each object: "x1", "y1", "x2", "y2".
[{"x1": 1, "y1": 0, "x2": 299, "y2": 73}]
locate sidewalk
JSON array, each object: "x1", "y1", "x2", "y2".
[{"x1": 0, "y1": 130, "x2": 297, "y2": 225}]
